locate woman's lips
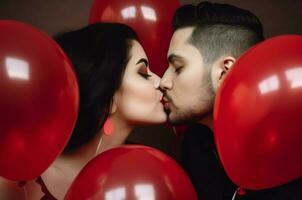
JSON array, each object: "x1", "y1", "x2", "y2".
[
  {"x1": 161, "y1": 96, "x2": 168, "y2": 104},
  {"x1": 160, "y1": 98, "x2": 166, "y2": 105}
]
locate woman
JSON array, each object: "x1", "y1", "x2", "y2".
[{"x1": 26, "y1": 23, "x2": 166, "y2": 200}]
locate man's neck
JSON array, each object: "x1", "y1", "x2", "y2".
[{"x1": 197, "y1": 113, "x2": 213, "y2": 131}]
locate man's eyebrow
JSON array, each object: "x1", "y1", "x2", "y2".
[
  {"x1": 168, "y1": 54, "x2": 184, "y2": 63},
  {"x1": 136, "y1": 58, "x2": 149, "y2": 67}
]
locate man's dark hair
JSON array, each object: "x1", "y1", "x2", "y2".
[
  {"x1": 173, "y1": 1, "x2": 264, "y2": 64},
  {"x1": 55, "y1": 23, "x2": 137, "y2": 153}
]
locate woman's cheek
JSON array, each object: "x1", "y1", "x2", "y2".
[{"x1": 118, "y1": 82, "x2": 157, "y2": 121}]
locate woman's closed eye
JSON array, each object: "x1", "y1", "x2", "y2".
[
  {"x1": 136, "y1": 58, "x2": 151, "y2": 79},
  {"x1": 139, "y1": 71, "x2": 152, "y2": 79},
  {"x1": 138, "y1": 66, "x2": 151, "y2": 79}
]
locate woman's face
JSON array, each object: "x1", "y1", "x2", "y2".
[{"x1": 114, "y1": 40, "x2": 166, "y2": 125}]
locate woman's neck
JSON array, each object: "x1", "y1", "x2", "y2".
[
  {"x1": 62, "y1": 115, "x2": 133, "y2": 168},
  {"x1": 96, "y1": 115, "x2": 133, "y2": 154},
  {"x1": 40, "y1": 116, "x2": 133, "y2": 200}
]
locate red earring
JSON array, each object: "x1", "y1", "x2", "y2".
[{"x1": 103, "y1": 118, "x2": 114, "y2": 136}]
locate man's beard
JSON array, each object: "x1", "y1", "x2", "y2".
[
  {"x1": 167, "y1": 99, "x2": 214, "y2": 125},
  {"x1": 166, "y1": 73, "x2": 215, "y2": 125}
]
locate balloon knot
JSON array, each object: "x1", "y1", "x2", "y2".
[
  {"x1": 236, "y1": 187, "x2": 247, "y2": 196},
  {"x1": 18, "y1": 180, "x2": 27, "y2": 187}
]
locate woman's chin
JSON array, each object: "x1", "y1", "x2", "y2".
[
  {"x1": 136, "y1": 113, "x2": 167, "y2": 125},
  {"x1": 150, "y1": 111, "x2": 168, "y2": 124}
]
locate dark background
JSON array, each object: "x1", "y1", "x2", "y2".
[
  {"x1": 1, "y1": 0, "x2": 301, "y2": 37},
  {"x1": 1, "y1": 0, "x2": 302, "y2": 159}
]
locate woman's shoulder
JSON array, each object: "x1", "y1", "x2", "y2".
[{"x1": 41, "y1": 158, "x2": 80, "y2": 199}]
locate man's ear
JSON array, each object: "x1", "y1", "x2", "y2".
[{"x1": 211, "y1": 56, "x2": 236, "y2": 91}]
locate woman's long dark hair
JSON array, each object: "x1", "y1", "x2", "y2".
[{"x1": 55, "y1": 23, "x2": 138, "y2": 153}]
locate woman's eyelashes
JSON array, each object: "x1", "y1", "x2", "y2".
[
  {"x1": 136, "y1": 58, "x2": 151, "y2": 79},
  {"x1": 140, "y1": 72, "x2": 152, "y2": 79},
  {"x1": 138, "y1": 67, "x2": 151, "y2": 79}
]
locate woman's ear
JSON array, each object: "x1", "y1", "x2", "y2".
[
  {"x1": 212, "y1": 56, "x2": 236, "y2": 91},
  {"x1": 110, "y1": 94, "x2": 118, "y2": 114}
]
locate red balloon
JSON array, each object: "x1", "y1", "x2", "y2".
[
  {"x1": 89, "y1": 0, "x2": 180, "y2": 76},
  {"x1": 0, "y1": 20, "x2": 79, "y2": 181},
  {"x1": 65, "y1": 145, "x2": 197, "y2": 200},
  {"x1": 214, "y1": 35, "x2": 302, "y2": 190}
]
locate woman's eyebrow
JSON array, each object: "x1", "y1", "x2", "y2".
[{"x1": 136, "y1": 58, "x2": 149, "y2": 67}]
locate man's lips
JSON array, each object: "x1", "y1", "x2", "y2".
[
  {"x1": 161, "y1": 96, "x2": 169, "y2": 104},
  {"x1": 161, "y1": 95, "x2": 172, "y2": 111}
]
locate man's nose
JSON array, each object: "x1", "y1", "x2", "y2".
[{"x1": 160, "y1": 72, "x2": 173, "y2": 91}]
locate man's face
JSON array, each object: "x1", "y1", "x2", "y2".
[{"x1": 160, "y1": 27, "x2": 215, "y2": 124}]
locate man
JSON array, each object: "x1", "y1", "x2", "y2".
[{"x1": 160, "y1": 1, "x2": 301, "y2": 200}]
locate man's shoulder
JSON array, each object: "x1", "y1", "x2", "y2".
[
  {"x1": 242, "y1": 178, "x2": 302, "y2": 200},
  {"x1": 183, "y1": 123, "x2": 214, "y2": 148}
]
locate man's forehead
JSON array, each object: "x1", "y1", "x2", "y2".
[
  {"x1": 168, "y1": 27, "x2": 194, "y2": 58},
  {"x1": 171, "y1": 27, "x2": 194, "y2": 46}
]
